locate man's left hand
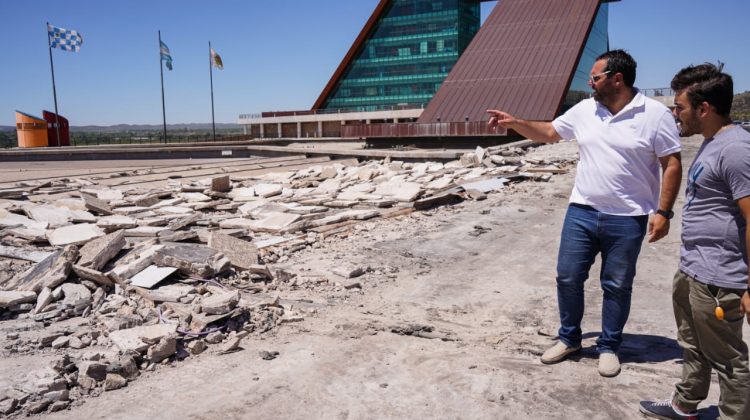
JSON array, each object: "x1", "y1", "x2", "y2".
[
  {"x1": 648, "y1": 215, "x2": 669, "y2": 243},
  {"x1": 741, "y1": 291, "x2": 750, "y2": 325}
]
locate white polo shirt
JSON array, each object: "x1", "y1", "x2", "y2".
[{"x1": 551, "y1": 90, "x2": 681, "y2": 216}]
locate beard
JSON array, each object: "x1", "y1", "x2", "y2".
[
  {"x1": 677, "y1": 112, "x2": 701, "y2": 137},
  {"x1": 592, "y1": 84, "x2": 615, "y2": 104}
]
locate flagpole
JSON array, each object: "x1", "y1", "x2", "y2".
[
  {"x1": 46, "y1": 22, "x2": 62, "y2": 147},
  {"x1": 159, "y1": 30, "x2": 167, "y2": 144},
  {"x1": 209, "y1": 41, "x2": 216, "y2": 142}
]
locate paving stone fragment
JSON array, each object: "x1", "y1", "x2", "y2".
[
  {"x1": 47, "y1": 223, "x2": 105, "y2": 246},
  {"x1": 332, "y1": 266, "x2": 367, "y2": 279},
  {"x1": 153, "y1": 244, "x2": 230, "y2": 278},
  {"x1": 248, "y1": 212, "x2": 301, "y2": 233},
  {"x1": 147, "y1": 335, "x2": 177, "y2": 363},
  {"x1": 132, "y1": 283, "x2": 194, "y2": 303},
  {"x1": 72, "y1": 265, "x2": 114, "y2": 286},
  {"x1": 107, "y1": 244, "x2": 164, "y2": 284},
  {"x1": 374, "y1": 181, "x2": 422, "y2": 202},
  {"x1": 210, "y1": 175, "x2": 231, "y2": 192},
  {"x1": 26, "y1": 205, "x2": 72, "y2": 228},
  {"x1": 0, "y1": 291, "x2": 37, "y2": 308},
  {"x1": 165, "y1": 213, "x2": 202, "y2": 231},
  {"x1": 81, "y1": 193, "x2": 113, "y2": 215},
  {"x1": 220, "y1": 336, "x2": 242, "y2": 354},
  {"x1": 5, "y1": 245, "x2": 78, "y2": 293},
  {"x1": 60, "y1": 283, "x2": 92, "y2": 312},
  {"x1": 108, "y1": 323, "x2": 177, "y2": 353},
  {"x1": 97, "y1": 215, "x2": 138, "y2": 230},
  {"x1": 128, "y1": 265, "x2": 178, "y2": 289},
  {"x1": 207, "y1": 232, "x2": 258, "y2": 270},
  {"x1": 200, "y1": 290, "x2": 240, "y2": 315},
  {"x1": 0, "y1": 209, "x2": 48, "y2": 230},
  {"x1": 51, "y1": 336, "x2": 69, "y2": 349},
  {"x1": 124, "y1": 226, "x2": 169, "y2": 237}
]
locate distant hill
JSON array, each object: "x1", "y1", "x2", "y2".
[
  {"x1": 0, "y1": 123, "x2": 241, "y2": 132},
  {"x1": 732, "y1": 91, "x2": 750, "y2": 121}
]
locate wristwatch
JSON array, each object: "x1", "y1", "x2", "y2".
[{"x1": 656, "y1": 209, "x2": 674, "y2": 219}]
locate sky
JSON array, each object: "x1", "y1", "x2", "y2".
[{"x1": 1, "y1": 0, "x2": 748, "y2": 127}]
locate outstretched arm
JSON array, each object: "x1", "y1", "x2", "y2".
[
  {"x1": 486, "y1": 109, "x2": 561, "y2": 143},
  {"x1": 648, "y1": 152, "x2": 682, "y2": 243}
]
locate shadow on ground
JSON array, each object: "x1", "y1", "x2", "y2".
[{"x1": 569, "y1": 332, "x2": 682, "y2": 364}]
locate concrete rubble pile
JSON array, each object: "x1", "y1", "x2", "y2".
[{"x1": 0, "y1": 144, "x2": 575, "y2": 415}]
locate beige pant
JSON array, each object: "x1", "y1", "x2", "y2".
[{"x1": 672, "y1": 270, "x2": 750, "y2": 419}]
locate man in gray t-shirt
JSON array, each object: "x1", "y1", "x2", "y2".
[{"x1": 640, "y1": 64, "x2": 750, "y2": 420}]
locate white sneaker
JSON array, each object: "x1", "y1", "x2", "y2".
[
  {"x1": 598, "y1": 352, "x2": 621, "y2": 377},
  {"x1": 540, "y1": 341, "x2": 581, "y2": 364}
]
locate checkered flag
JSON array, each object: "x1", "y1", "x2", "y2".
[{"x1": 48, "y1": 23, "x2": 83, "y2": 52}]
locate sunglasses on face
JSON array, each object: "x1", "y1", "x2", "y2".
[{"x1": 589, "y1": 70, "x2": 611, "y2": 84}]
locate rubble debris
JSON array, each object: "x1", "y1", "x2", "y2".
[
  {"x1": 78, "y1": 229, "x2": 126, "y2": 271},
  {"x1": 0, "y1": 143, "x2": 577, "y2": 416},
  {"x1": 153, "y1": 244, "x2": 230, "y2": 278},
  {"x1": 207, "y1": 232, "x2": 259, "y2": 270}
]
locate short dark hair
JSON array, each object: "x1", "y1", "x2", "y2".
[
  {"x1": 670, "y1": 63, "x2": 734, "y2": 117},
  {"x1": 596, "y1": 49, "x2": 637, "y2": 87}
]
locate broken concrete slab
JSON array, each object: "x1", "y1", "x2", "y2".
[
  {"x1": 0, "y1": 209, "x2": 48, "y2": 230},
  {"x1": 374, "y1": 181, "x2": 422, "y2": 202},
  {"x1": 207, "y1": 232, "x2": 259, "y2": 270},
  {"x1": 47, "y1": 223, "x2": 105, "y2": 246},
  {"x1": 253, "y1": 183, "x2": 283, "y2": 198},
  {"x1": 166, "y1": 213, "x2": 202, "y2": 231},
  {"x1": 107, "y1": 244, "x2": 164, "y2": 284},
  {"x1": 72, "y1": 265, "x2": 114, "y2": 287},
  {"x1": 210, "y1": 175, "x2": 231, "y2": 192},
  {"x1": 218, "y1": 218, "x2": 256, "y2": 230},
  {"x1": 459, "y1": 177, "x2": 509, "y2": 194},
  {"x1": 132, "y1": 283, "x2": 194, "y2": 303},
  {"x1": 128, "y1": 265, "x2": 178, "y2": 289},
  {"x1": 4, "y1": 245, "x2": 78, "y2": 293},
  {"x1": 77, "y1": 229, "x2": 126, "y2": 271},
  {"x1": 108, "y1": 323, "x2": 177, "y2": 353},
  {"x1": 147, "y1": 335, "x2": 177, "y2": 363},
  {"x1": 248, "y1": 213, "x2": 301, "y2": 234},
  {"x1": 96, "y1": 215, "x2": 138, "y2": 231},
  {"x1": 200, "y1": 290, "x2": 240, "y2": 315},
  {"x1": 153, "y1": 244, "x2": 230, "y2": 278},
  {"x1": 124, "y1": 226, "x2": 169, "y2": 237},
  {"x1": 0, "y1": 245, "x2": 52, "y2": 263},
  {"x1": 0, "y1": 291, "x2": 37, "y2": 308},
  {"x1": 81, "y1": 194, "x2": 113, "y2": 215},
  {"x1": 25, "y1": 205, "x2": 72, "y2": 228}
]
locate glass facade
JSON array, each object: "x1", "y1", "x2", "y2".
[
  {"x1": 320, "y1": 0, "x2": 480, "y2": 112},
  {"x1": 562, "y1": 4, "x2": 609, "y2": 112}
]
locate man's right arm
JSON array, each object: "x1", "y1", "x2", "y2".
[{"x1": 486, "y1": 109, "x2": 562, "y2": 143}]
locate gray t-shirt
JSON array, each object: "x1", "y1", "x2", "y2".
[{"x1": 680, "y1": 125, "x2": 750, "y2": 289}]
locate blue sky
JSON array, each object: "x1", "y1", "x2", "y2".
[{"x1": 1, "y1": 0, "x2": 748, "y2": 126}]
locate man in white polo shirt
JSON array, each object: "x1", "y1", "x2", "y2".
[{"x1": 487, "y1": 49, "x2": 682, "y2": 377}]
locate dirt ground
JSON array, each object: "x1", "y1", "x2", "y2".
[{"x1": 3, "y1": 137, "x2": 748, "y2": 419}]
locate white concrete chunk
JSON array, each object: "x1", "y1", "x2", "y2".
[{"x1": 47, "y1": 223, "x2": 105, "y2": 246}]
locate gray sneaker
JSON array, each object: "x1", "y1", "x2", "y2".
[
  {"x1": 639, "y1": 398, "x2": 698, "y2": 420},
  {"x1": 540, "y1": 341, "x2": 581, "y2": 364}
]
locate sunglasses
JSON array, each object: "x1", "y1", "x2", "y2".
[{"x1": 589, "y1": 70, "x2": 611, "y2": 84}]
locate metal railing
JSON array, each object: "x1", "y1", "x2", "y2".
[
  {"x1": 641, "y1": 87, "x2": 674, "y2": 97},
  {"x1": 239, "y1": 103, "x2": 427, "y2": 120}
]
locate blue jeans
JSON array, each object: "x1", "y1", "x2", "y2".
[{"x1": 556, "y1": 203, "x2": 648, "y2": 353}]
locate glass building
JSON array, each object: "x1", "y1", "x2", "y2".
[
  {"x1": 563, "y1": 4, "x2": 610, "y2": 111},
  {"x1": 319, "y1": 0, "x2": 480, "y2": 112}
]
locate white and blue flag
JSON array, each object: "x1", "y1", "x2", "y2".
[
  {"x1": 48, "y1": 24, "x2": 83, "y2": 52},
  {"x1": 160, "y1": 40, "x2": 173, "y2": 71}
]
